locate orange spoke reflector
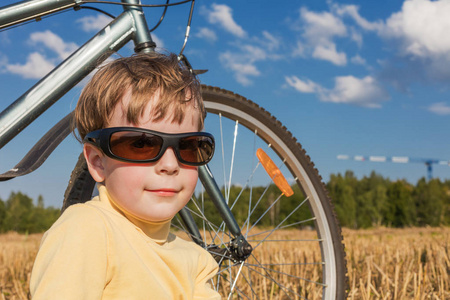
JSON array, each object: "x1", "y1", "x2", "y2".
[{"x1": 256, "y1": 148, "x2": 294, "y2": 197}]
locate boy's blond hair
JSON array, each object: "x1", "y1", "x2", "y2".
[{"x1": 75, "y1": 53, "x2": 204, "y2": 140}]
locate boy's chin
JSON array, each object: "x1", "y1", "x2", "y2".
[{"x1": 139, "y1": 210, "x2": 178, "y2": 223}]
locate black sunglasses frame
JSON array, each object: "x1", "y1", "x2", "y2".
[{"x1": 84, "y1": 127, "x2": 215, "y2": 166}]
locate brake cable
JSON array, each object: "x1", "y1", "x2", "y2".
[{"x1": 78, "y1": 0, "x2": 193, "y2": 8}]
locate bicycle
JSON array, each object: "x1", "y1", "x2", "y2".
[{"x1": 0, "y1": 0, "x2": 347, "y2": 299}]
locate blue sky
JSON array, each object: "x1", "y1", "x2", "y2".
[{"x1": 1, "y1": 0, "x2": 450, "y2": 208}]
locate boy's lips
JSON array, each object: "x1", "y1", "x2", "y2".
[{"x1": 147, "y1": 188, "x2": 179, "y2": 196}]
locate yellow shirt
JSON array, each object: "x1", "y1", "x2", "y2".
[{"x1": 30, "y1": 185, "x2": 221, "y2": 299}]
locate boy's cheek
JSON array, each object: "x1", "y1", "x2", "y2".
[{"x1": 184, "y1": 168, "x2": 199, "y2": 189}]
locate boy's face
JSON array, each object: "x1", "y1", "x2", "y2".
[{"x1": 85, "y1": 91, "x2": 200, "y2": 222}]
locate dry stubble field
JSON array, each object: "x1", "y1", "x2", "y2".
[{"x1": 0, "y1": 227, "x2": 449, "y2": 299}]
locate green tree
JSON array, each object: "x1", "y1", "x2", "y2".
[
  {"x1": 385, "y1": 180, "x2": 416, "y2": 227},
  {"x1": 187, "y1": 173, "x2": 450, "y2": 230},
  {"x1": 355, "y1": 172, "x2": 389, "y2": 228},
  {"x1": 4, "y1": 192, "x2": 34, "y2": 232},
  {"x1": 327, "y1": 173, "x2": 357, "y2": 228},
  {"x1": 0, "y1": 192, "x2": 59, "y2": 233},
  {"x1": 414, "y1": 178, "x2": 445, "y2": 226},
  {"x1": 443, "y1": 180, "x2": 450, "y2": 225},
  {"x1": 30, "y1": 195, "x2": 59, "y2": 232},
  {"x1": 0, "y1": 198, "x2": 6, "y2": 232}
]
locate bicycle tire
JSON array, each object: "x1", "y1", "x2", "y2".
[
  {"x1": 63, "y1": 84, "x2": 348, "y2": 299},
  {"x1": 62, "y1": 153, "x2": 96, "y2": 213}
]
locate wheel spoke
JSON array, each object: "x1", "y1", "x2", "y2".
[
  {"x1": 248, "y1": 261, "x2": 327, "y2": 287},
  {"x1": 187, "y1": 200, "x2": 232, "y2": 245},
  {"x1": 219, "y1": 113, "x2": 227, "y2": 195},
  {"x1": 253, "y1": 197, "x2": 309, "y2": 250},
  {"x1": 227, "y1": 262, "x2": 245, "y2": 299},
  {"x1": 246, "y1": 217, "x2": 317, "y2": 239},
  {"x1": 246, "y1": 192, "x2": 284, "y2": 234},
  {"x1": 245, "y1": 255, "x2": 298, "y2": 299},
  {"x1": 215, "y1": 162, "x2": 261, "y2": 234},
  {"x1": 245, "y1": 130, "x2": 258, "y2": 240},
  {"x1": 245, "y1": 262, "x2": 324, "y2": 267},
  {"x1": 240, "y1": 182, "x2": 272, "y2": 231},
  {"x1": 228, "y1": 162, "x2": 260, "y2": 212},
  {"x1": 226, "y1": 120, "x2": 239, "y2": 203}
]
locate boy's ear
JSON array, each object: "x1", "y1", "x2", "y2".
[{"x1": 83, "y1": 144, "x2": 106, "y2": 183}]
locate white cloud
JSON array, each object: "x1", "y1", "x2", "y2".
[
  {"x1": 217, "y1": 34, "x2": 283, "y2": 86},
  {"x1": 428, "y1": 102, "x2": 450, "y2": 115},
  {"x1": 292, "y1": 41, "x2": 306, "y2": 57},
  {"x1": 286, "y1": 74, "x2": 389, "y2": 108},
  {"x1": 261, "y1": 31, "x2": 281, "y2": 51},
  {"x1": 285, "y1": 76, "x2": 320, "y2": 93},
  {"x1": 333, "y1": 4, "x2": 383, "y2": 32},
  {"x1": 196, "y1": 27, "x2": 217, "y2": 42},
  {"x1": 372, "y1": 0, "x2": 450, "y2": 85},
  {"x1": 349, "y1": 27, "x2": 363, "y2": 47},
  {"x1": 151, "y1": 34, "x2": 164, "y2": 49},
  {"x1": 291, "y1": 4, "x2": 383, "y2": 66},
  {"x1": 320, "y1": 75, "x2": 389, "y2": 108},
  {"x1": 201, "y1": 4, "x2": 283, "y2": 85},
  {"x1": 29, "y1": 30, "x2": 77, "y2": 60},
  {"x1": 6, "y1": 52, "x2": 54, "y2": 79},
  {"x1": 301, "y1": 7, "x2": 347, "y2": 43},
  {"x1": 294, "y1": 7, "x2": 348, "y2": 66},
  {"x1": 351, "y1": 55, "x2": 366, "y2": 65},
  {"x1": 3, "y1": 31, "x2": 78, "y2": 79},
  {"x1": 204, "y1": 4, "x2": 246, "y2": 38},
  {"x1": 76, "y1": 15, "x2": 111, "y2": 32},
  {"x1": 219, "y1": 51, "x2": 260, "y2": 86},
  {"x1": 382, "y1": 0, "x2": 450, "y2": 58},
  {"x1": 241, "y1": 44, "x2": 268, "y2": 61},
  {"x1": 312, "y1": 43, "x2": 347, "y2": 66},
  {"x1": 292, "y1": 1, "x2": 450, "y2": 87}
]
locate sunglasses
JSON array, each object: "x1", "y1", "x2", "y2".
[{"x1": 84, "y1": 127, "x2": 215, "y2": 166}]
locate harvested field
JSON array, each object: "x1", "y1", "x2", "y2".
[{"x1": 0, "y1": 227, "x2": 449, "y2": 299}]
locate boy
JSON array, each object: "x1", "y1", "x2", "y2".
[{"x1": 30, "y1": 53, "x2": 221, "y2": 299}]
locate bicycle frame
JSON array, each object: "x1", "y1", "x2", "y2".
[
  {"x1": 0, "y1": 0, "x2": 153, "y2": 148},
  {"x1": 0, "y1": 0, "x2": 251, "y2": 260}
]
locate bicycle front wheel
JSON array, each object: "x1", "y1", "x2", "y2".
[
  {"x1": 63, "y1": 85, "x2": 348, "y2": 299},
  {"x1": 175, "y1": 85, "x2": 347, "y2": 299}
]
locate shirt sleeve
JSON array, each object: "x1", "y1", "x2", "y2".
[
  {"x1": 30, "y1": 204, "x2": 109, "y2": 300},
  {"x1": 193, "y1": 247, "x2": 221, "y2": 300}
]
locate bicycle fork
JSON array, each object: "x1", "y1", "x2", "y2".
[{"x1": 178, "y1": 165, "x2": 253, "y2": 264}]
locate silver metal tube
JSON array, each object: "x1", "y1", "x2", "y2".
[
  {"x1": 0, "y1": 0, "x2": 78, "y2": 29},
  {"x1": 199, "y1": 165, "x2": 242, "y2": 238},
  {"x1": 0, "y1": 11, "x2": 136, "y2": 149},
  {"x1": 121, "y1": 0, "x2": 154, "y2": 52}
]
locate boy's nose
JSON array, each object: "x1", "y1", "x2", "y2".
[{"x1": 155, "y1": 147, "x2": 180, "y2": 175}]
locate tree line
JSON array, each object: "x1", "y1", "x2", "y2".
[
  {"x1": 0, "y1": 192, "x2": 60, "y2": 234},
  {"x1": 327, "y1": 171, "x2": 450, "y2": 228},
  {"x1": 1, "y1": 170, "x2": 450, "y2": 233},
  {"x1": 190, "y1": 170, "x2": 450, "y2": 229}
]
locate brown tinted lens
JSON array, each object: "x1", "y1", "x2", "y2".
[
  {"x1": 179, "y1": 136, "x2": 213, "y2": 163},
  {"x1": 110, "y1": 131, "x2": 162, "y2": 160}
]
